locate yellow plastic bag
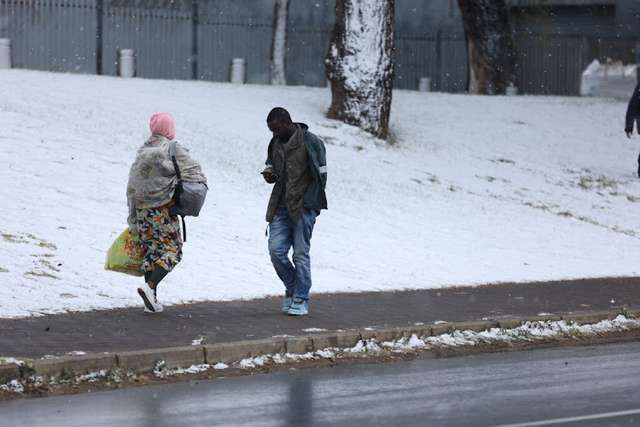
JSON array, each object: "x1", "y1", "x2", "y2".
[{"x1": 105, "y1": 228, "x2": 144, "y2": 276}]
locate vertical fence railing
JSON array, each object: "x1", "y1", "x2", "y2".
[
  {"x1": 190, "y1": 0, "x2": 197, "y2": 80},
  {"x1": 95, "y1": 0, "x2": 103, "y2": 75},
  {"x1": 637, "y1": 42, "x2": 640, "y2": 85}
]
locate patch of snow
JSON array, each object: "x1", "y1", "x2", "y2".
[
  {"x1": 213, "y1": 362, "x2": 228, "y2": 370},
  {"x1": 284, "y1": 352, "x2": 316, "y2": 361},
  {"x1": 0, "y1": 357, "x2": 24, "y2": 366},
  {"x1": 191, "y1": 337, "x2": 205, "y2": 346},
  {"x1": 301, "y1": 328, "x2": 328, "y2": 333},
  {"x1": 178, "y1": 364, "x2": 211, "y2": 375},
  {"x1": 155, "y1": 363, "x2": 212, "y2": 377},
  {"x1": 315, "y1": 348, "x2": 336, "y2": 358},
  {"x1": 0, "y1": 379, "x2": 24, "y2": 394},
  {"x1": 346, "y1": 339, "x2": 382, "y2": 353},
  {"x1": 382, "y1": 334, "x2": 427, "y2": 351},
  {"x1": 238, "y1": 355, "x2": 269, "y2": 369},
  {"x1": 1, "y1": 70, "x2": 640, "y2": 317},
  {"x1": 272, "y1": 354, "x2": 287, "y2": 364},
  {"x1": 75, "y1": 370, "x2": 107, "y2": 383}
]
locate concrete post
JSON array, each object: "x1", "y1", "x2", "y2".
[
  {"x1": 506, "y1": 83, "x2": 518, "y2": 96},
  {"x1": 418, "y1": 77, "x2": 431, "y2": 92},
  {"x1": 230, "y1": 58, "x2": 246, "y2": 84},
  {"x1": 119, "y1": 49, "x2": 135, "y2": 78},
  {"x1": 0, "y1": 39, "x2": 11, "y2": 69}
]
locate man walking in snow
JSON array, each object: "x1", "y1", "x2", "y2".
[
  {"x1": 625, "y1": 82, "x2": 640, "y2": 177},
  {"x1": 262, "y1": 107, "x2": 327, "y2": 316}
]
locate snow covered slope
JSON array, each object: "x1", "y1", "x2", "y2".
[{"x1": 0, "y1": 70, "x2": 638, "y2": 318}]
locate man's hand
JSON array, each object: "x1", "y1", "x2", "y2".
[{"x1": 261, "y1": 166, "x2": 278, "y2": 184}]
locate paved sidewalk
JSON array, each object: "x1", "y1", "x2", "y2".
[{"x1": 2, "y1": 277, "x2": 639, "y2": 358}]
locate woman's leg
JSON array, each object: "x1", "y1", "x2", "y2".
[
  {"x1": 137, "y1": 206, "x2": 182, "y2": 312},
  {"x1": 148, "y1": 265, "x2": 169, "y2": 289}
]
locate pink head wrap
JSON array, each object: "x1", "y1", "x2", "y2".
[{"x1": 149, "y1": 112, "x2": 176, "y2": 140}]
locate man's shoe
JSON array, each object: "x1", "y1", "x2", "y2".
[
  {"x1": 137, "y1": 283, "x2": 162, "y2": 313},
  {"x1": 282, "y1": 296, "x2": 293, "y2": 313},
  {"x1": 287, "y1": 298, "x2": 309, "y2": 316}
]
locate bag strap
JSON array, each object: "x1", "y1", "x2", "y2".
[
  {"x1": 169, "y1": 141, "x2": 187, "y2": 242},
  {"x1": 168, "y1": 141, "x2": 182, "y2": 181}
]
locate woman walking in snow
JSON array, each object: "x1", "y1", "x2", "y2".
[{"x1": 126, "y1": 112, "x2": 207, "y2": 313}]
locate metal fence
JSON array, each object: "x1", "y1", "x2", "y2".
[
  {"x1": 0, "y1": 0, "x2": 274, "y2": 81},
  {"x1": 0, "y1": 0, "x2": 99, "y2": 73},
  {"x1": 394, "y1": 32, "x2": 468, "y2": 92},
  {"x1": 0, "y1": 0, "x2": 637, "y2": 95}
]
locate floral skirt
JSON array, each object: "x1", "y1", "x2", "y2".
[{"x1": 136, "y1": 205, "x2": 182, "y2": 273}]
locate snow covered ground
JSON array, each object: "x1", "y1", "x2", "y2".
[{"x1": 0, "y1": 70, "x2": 639, "y2": 318}]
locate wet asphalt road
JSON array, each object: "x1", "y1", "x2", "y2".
[{"x1": 1, "y1": 342, "x2": 640, "y2": 427}]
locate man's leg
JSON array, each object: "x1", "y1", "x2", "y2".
[
  {"x1": 291, "y1": 209, "x2": 317, "y2": 301},
  {"x1": 268, "y1": 208, "x2": 296, "y2": 296}
]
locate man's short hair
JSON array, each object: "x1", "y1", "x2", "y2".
[{"x1": 267, "y1": 107, "x2": 292, "y2": 124}]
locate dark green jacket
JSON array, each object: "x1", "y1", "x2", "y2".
[{"x1": 265, "y1": 123, "x2": 328, "y2": 222}]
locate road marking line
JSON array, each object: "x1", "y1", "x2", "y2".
[{"x1": 494, "y1": 408, "x2": 640, "y2": 427}]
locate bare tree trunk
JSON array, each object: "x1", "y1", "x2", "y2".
[
  {"x1": 325, "y1": 0, "x2": 394, "y2": 139},
  {"x1": 458, "y1": 0, "x2": 516, "y2": 95},
  {"x1": 270, "y1": 0, "x2": 289, "y2": 85}
]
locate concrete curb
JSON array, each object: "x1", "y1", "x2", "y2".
[{"x1": 2, "y1": 309, "x2": 637, "y2": 383}]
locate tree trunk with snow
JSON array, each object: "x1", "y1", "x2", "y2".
[
  {"x1": 270, "y1": 0, "x2": 289, "y2": 85},
  {"x1": 325, "y1": 0, "x2": 394, "y2": 139},
  {"x1": 458, "y1": 0, "x2": 516, "y2": 95}
]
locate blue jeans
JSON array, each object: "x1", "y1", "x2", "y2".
[{"x1": 268, "y1": 208, "x2": 317, "y2": 301}]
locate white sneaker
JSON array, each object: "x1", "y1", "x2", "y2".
[
  {"x1": 137, "y1": 283, "x2": 162, "y2": 313},
  {"x1": 144, "y1": 304, "x2": 163, "y2": 314}
]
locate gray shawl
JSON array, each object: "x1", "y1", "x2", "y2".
[{"x1": 127, "y1": 134, "x2": 207, "y2": 228}]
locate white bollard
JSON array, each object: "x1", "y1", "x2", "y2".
[
  {"x1": 418, "y1": 77, "x2": 431, "y2": 92},
  {"x1": 0, "y1": 39, "x2": 11, "y2": 69},
  {"x1": 119, "y1": 49, "x2": 135, "y2": 78},
  {"x1": 230, "y1": 58, "x2": 246, "y2": 84},
  {"x1": 506, "y1": 83, "x2": 518, "y2": 96}
]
